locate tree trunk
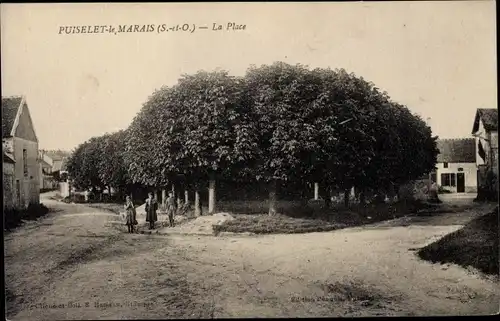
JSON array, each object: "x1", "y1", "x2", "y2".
[
  {"x1": 269, "y1": 179, "x2": 277, "y2": 216},
  {"x1": 359, "y1": 188, "x2": 367, "y2": 215},
  {"x1": 314, "y1": 182, "x2": 319, "y2": 200},
  {"x1": 395, "y1": 184, "x2": 400, "y2": 202},
  {"x1": 344, "y1": 188, "x2": 350, "y2": 208},
  {"x1": 299, "y1": 187, "x2": 308, "y2": 207},
  {"x1": 208, "y1": 172, "x2": 216, "y2": 214},
  {"x1": 184, "y1": 190, "x2": 189, "y2": 204},
  {"x1": 171, "y1": 183, "x2": 178, "y2": 210},
  {"x1": 359, "y1": 190, "x2": 366, "y2": 205},
  {"x1": 323, "y1": 185, "x2": 332, "y2": 208},
  {"x1": 162, "y1": 189, "x2": 167, "y2": 209},
  {"x1": 194, "y1": 189, "x2": 201, "y2": 217}
]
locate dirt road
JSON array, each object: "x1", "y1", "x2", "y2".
[{"x1": 5, "y1": 195, "x2": 499, "y2": 319}]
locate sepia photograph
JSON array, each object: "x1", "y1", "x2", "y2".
[{"x1": 2, "y1": 1, "x2": 498, "y2": 319}]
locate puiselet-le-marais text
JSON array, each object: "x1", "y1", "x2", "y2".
[{"x1": 58, "y1": 22, "x2": 246, "y2": 35}]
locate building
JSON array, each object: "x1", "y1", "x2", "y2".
[
  {"x1": 432, "y1": 138, "x2": 477, "y2": 193},
  {"x1": 472, "y1": 108, "x2": 498, "y2": 194},
  {"x1": 472, "y1": 108, "x2": 498, "y2": 173},
  {"x1": 38, "y1": 151, "x2": 58, "y2": 190},
  {"x1": 2, "y1": 95, "x2": 40, "y2": 209}
]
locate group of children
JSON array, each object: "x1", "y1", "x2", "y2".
[{"x1": 124, "y1": 191, "x2": 187, "y2": 233}]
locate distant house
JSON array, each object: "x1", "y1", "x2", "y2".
[
  {"x1": 2, "y1": 95, "x2": 40, "y2": 209},
  {"x1": 472, "y1": 108, "x2": 498, "y2": 194},
  {"x1": 38, "y1": 150, "x2": 58, "y2": 190},
  {"x1": 42, "y1": 150, "x2": 70, "y2": 177},
  {"x1": 431, "y1": 138, "x2": 477, "y2": 193}
]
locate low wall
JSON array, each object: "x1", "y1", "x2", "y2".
[{"x1": 59, "y1": 182, "x2": 70, "y2": 198}]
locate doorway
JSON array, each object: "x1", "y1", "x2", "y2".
[{"x1": 457, "y1": 173, "x2": 465, "y2": 193}]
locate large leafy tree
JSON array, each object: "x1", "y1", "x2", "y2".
[
  {"x1": 312, "y1": 69, "x2": 438, "y2": 206},
  {"x1": 244, "y1": 62, "x2": 327, "y2": 214},
  {"x1": 98, "y1": 130, "x2": 130, "y2": 199},
  {"x1": 307, "y1": 68, "x2": 386, "y2": 206},
  {"x1": 66, "y1": 135, "x2": 107, "y2": 193},
  {"x1": 124, "y1": 87, "x2": 176, "y2": 189},
  {"x1": 390, "y1": 103, "x2": 439, "y2": 188},
  {"x1": 125, "y1": 70, "x2": 259, "y2": 215},
  {"x1": 83, "y1": 62, "x2": 439, "y2": 214},
  {"x1": 243, "y1": 64, "x2": 438, "y2": 211},
  {"x1": 66, "y1": 131, "x2": 132, "y2": 200}
]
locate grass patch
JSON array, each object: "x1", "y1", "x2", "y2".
[
  {"x1": 213, "y1": 214, "x2": 347, "y2": 235},
  {"x1": 417, "y1": 207, "x2": 499, "y2": 275},
  {"x1": 213, "y1": 199, "x2": 468, "y2": 235}
]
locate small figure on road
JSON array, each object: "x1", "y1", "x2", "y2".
[
  {"x1": 124, "y1": 195, "x2": 137, "y2": 233},
  {"x1": 166, "y1": 191, "x2": 176, "y2": 227},
  {"x1": 145, "y1": 192, "x2": 158, "y2": 230}
]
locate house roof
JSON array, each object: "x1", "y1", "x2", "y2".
[
  {"x1": 3, "y1": 152, "x2": 15, "y2": 164},
  {"x1": 43, "y1": 150, "x2": 71, "y2": 161},
  {"x1": 472, "y1": 108, "x2": 498, "y2": 134},
  {"x1": 436, "y1": 138, "x2": 476, "y2": 163},
  {"x1": 2, "y1": 96, "x2": 23, "y2": 138},
  {"x1": 40, "y1": 158, "x2": 52, "y2": 168}
]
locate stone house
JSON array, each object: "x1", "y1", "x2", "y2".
[
  {"x1": 2, "y1": 95, "x2": 40, "y2": 209},
  {"x1": 431, "y1": 138, "x2": 477, "y2": 193},
  {"x1": 472, "y1": 108, "x2": 498, "y2": 194},
  {"x1": 472, "y1": 109, "x2": 498, "y2": 171},
  {"x1": 3, "y1": 152, "x2": 16, "y2": 210}
]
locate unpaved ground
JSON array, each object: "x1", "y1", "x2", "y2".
[{"x1": 4, "y1": 194, "x2": 499, "y2": 320}]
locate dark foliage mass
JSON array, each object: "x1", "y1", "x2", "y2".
[
  {"x1": 418, "y1": 207, "x2": 499, "y2": 275},
  {"x1": 4, "y1": 203, "x2": 50, "y2": 230},
  {"x1": 65, "y1": 62, "x2": 438, "y2": 212}
]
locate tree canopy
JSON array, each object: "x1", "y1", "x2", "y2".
[
  {"x1": 66, "y1": 130, "x2": 130, "y2": 197},
  {"x1": 125, "y1": 70, "x2": 260, "y2": 189},
  {"x1": 66, "y1": 62, "x2": 439, "y2": 211}
]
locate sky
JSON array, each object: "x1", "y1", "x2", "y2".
[{"x1": 1, "y1": 1, "x2": 497, "y2": 151}]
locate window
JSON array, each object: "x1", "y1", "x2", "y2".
[
  {"x1": 16, "y1": 180, "x2": 21, "y2": 205},
  {"x1": 443, "y1": 162, "x2": 448, "y2": 168},
  {"x1": 440, "y1": 173, "x2": 456, "y2": 187},
  {"x1": 23, "y1": 149, "x2": 28, "y2": 177}
]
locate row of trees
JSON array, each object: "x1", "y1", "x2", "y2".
[{"x1": 66, "y1": 62, "x2": 439, "y2": 215}]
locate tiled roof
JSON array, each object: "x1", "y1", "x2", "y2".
[
  {"x1": 436, "y1": 138, "x2": 476, "y2": 163},
  {"x1": 3, "y1": 152, "x2": 15, "y2": 163},
  {"x1": 472, "y1": 108, "x2": 498, "y2": 133},
  {"x1": 2, "y1": 96, "x2": 23, "y2": 138}
]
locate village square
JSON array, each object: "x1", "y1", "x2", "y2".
[{"x1": 2, "y1": 2, "x2": 498, "y2": 319}]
